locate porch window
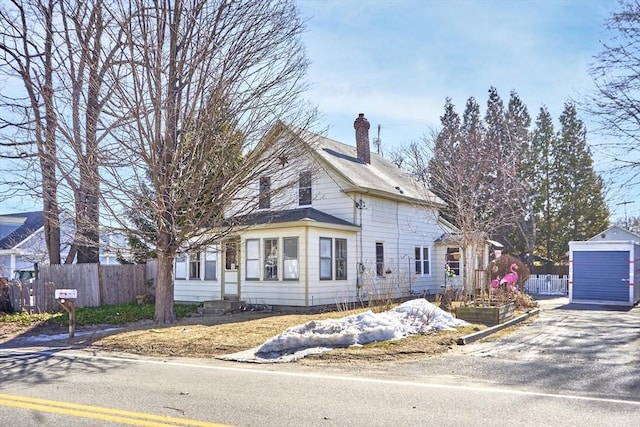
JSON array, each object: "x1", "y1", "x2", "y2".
[
  {"x1": 376, "y1": 242, "x2": 384, "y2": 277},
  {"x1": 335, "y1": 238, "x2": 347, "y2": 280},
  {"x1": 246, "y1": 239, "x2": 259, "y2": 279},
  {"x1": 189, "y1": 252, "x2": 201, "y2": 279},
  {"x1": 259, "y1": 176, "x2": 271, "y2": 209},
  {"x1": 204, "y1": 249, "x2": 217, "y2": 280},
  {"x1": 415, "y1": 247, "x2": 430, "y2": 275},
  {"x1": 320, "y1": 237, "x2": 332, "y2": 280},
  {"x1": 264, "y1": 238, "x2": 278, "y2": 280},
  {"x1": 225, "y1": 242, "x2": 237, "y2": 271},
  {"x1": 299, "y1": 171, "x2": 312, "y2": 206},
  {"x1": 446, "y1": 247, "x2": 461, "y2": 276},
  {"x1": 283, "y1": 237, "x2": 298, "y2": 280},
  {"x1": 175, "y1": 254, "x2": 186, "y2": 279}
]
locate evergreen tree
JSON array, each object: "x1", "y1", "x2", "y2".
[
  {"x1": 501, "y1": 91, "x2": 533, "y2": 256},
  {"x1": 428, "y1": 97, "x2": 461, "y2": 223},
  {"x1": 530, "y1": 107, "x2": 557, "y2": 263},
  {"x1": 552, "y1": 102, "x2": 609, "y2": 259}
]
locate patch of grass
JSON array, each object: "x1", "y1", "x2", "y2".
[
  {"x1": 0, "y1": 310, "x2": 62, "y2": 326},
  {"x1": 1, "y1": 303, "x2": 199, "y2": 327}
]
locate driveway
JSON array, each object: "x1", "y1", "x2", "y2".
[
  {"x1": 389, "y1": 296, "x2": 640, "y2": 402},
  {"x1": 464, "y1": 296, "x2": 640, "y2": 366}
]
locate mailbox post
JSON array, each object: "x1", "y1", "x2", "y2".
[{"x1": 55, "y1": 289, "x2": 78, "y2": 338}]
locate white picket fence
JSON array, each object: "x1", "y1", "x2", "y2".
[{"x1": 524, "y1": 274, "x2": 568, "y2": 295}]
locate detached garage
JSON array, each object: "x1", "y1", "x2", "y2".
[{"x1": 569, "y1": 226, "x2": 640, "y2": 306}]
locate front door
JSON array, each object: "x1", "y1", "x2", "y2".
[{"x1": 222, "y1": 240, "x2": 240, "y2": 300}]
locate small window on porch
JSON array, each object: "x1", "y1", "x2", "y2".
[
  {"x1": 246, "y1": 239, "x2": 259, "y2": 280},
  {"x1": 189, "y1": 252, "x2": 201, "y2": 279},
  {"x1": 283, "y1": 237, "x2": 298, "y2": 280},
  {"x1": 335, "y1": 238, "x2": 347, "y2": 280},
  {"x1": 175, "y1": 254, "x2": 186, "y2": 280},
  {"x1": 320, "y1": 237, "x2": 332, "y2": 280},
  {"x1": 264, "y1": 238, "x2": 278, "y2": 280},
  {"x1": 225, "y1": 242, "x2": 237, "y2": 271},
  {"x1": 204, "y1": 249, "x2": 217, "y2": 280}
]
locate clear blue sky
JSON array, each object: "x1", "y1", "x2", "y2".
[
  {"x1": 1, "y1": 1, "x2": 632, "y2": 220},
  {"x1": 297, "y1": 0, "x2": 634, "y2": 220}
]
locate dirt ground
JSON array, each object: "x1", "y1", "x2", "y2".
[{"x1": 0, "y1": 308, "x2": 480, "y2": 364}]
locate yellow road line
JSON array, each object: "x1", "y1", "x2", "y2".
[{"x1": 0, "y1": 394, "x2": 232, "y2": 427}]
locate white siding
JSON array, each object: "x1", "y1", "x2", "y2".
[
  {"x1": 355, "y1": 196, "x2": 447, "y2": 299},
  {"x1": 174, "y1": 280, "x2": 221, "y2": 302},
  {"x1": 306, "y1": 229, "x2": 358, "y2": 306},
  {"x1": 174, "y1": 247, "x2": 222, "y2": 302}
]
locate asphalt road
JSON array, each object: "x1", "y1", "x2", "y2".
[{"x1": 0, "y1": 296, "x2": 638, "y2": 426}]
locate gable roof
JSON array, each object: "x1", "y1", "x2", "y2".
[
  {"x1": 588, "y1": 225, "x2": 640, "y2": 243},
  {"x1": 294, "y1": 128, "x2": 446, "y2": 207},
  {"x1": 0, "y1": 211, "x2": 44, "y2": 249}
]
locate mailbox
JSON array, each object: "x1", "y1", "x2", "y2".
[
  {"x1": 55, "y1": 289, "x2": 78, "y2": 300},
  {"x1": 54, "y1": 289, "x2": 78, "y2": 338}
]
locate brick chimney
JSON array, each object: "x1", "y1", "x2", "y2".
[{"x1": 353, "y1": 113, "x2": 371, "y2": 164}]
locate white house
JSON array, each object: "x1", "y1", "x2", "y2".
[{"x1": 173, "y1": 114, "x2": 467, "y2": 308}]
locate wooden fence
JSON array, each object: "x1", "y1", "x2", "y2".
[
  {"x1": 524, "y1": 274, "x2": 569, "y2": 295},
  {"x1": 7, "y1": 263, "x2": 153, "y2": 313}
]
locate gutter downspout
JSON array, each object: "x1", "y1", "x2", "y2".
[{"x1": 305, "y1": 224, "x2": 310, "y2": 307}]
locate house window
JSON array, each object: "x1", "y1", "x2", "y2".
[
  {"x1": 189, "y1": 252, "x2": 201, "y2": 279},
  {"x1": 283, "y1": 237, "x2": 298, "y2": 280},
  {"x1": 335, "y1": 238, "x2": 347, "y2": 280},
  {"x1": 376, "y1": 242, "x2": 384, "y2": 277},
  {"x1": 259, "y1": 176, "x2": 271, "y2": 209},
  {"x1": 175, "y1": 254, "x2": 186, "y2": 279},
  {"x1": 264, "y1": 238, "x2": 278, "y2": 280},
  {"x1": 246, "y1": 239, "x2": 260, "y2": 279},
  {"x1": 204, "y1": 249, "x2": 217, "y2": 280},
  {"x1": 415, "y1": 247, "x2": 430, "y2": 275},
  {"x1": 299, "y1": 171, "x2": 312, "y2": 206},
  {"x1": 320, "y1": 237, "x2": 332, "y2": 280},
  {"x1": 447, "y1": 247, "x2": 461, "y2": 276}
]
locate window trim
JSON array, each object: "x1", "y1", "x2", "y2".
[
  {"x1": 335, "y1": 238, "x2": 347, "y2": 280},
  {"x1": 175, "y1": 254, "x2": 186, "y2": 280},
  {"x1": 414, "y1": 246, "x2": 431, "y2": 276},
  {"x1": 319, "y1": 237, "x2": 332, "y2": 280},
  {"x1": 204, "y1": 249, "x2": 217, "y2": 281},
  {"x1": 246, "y1": 239, "x2": 260, "y2": 280},
  {"x1": 298, "y1": 171, "x2": 312, "y2": 206},
  {"x1": 264, "y1": 238, "x2": 279, "y2": 281},
  {"x1": 283, "y1": 237, "x2": 299, "y2": 280},
  {"x1": 446, "y1": 247, "x2": 461, "y2": 276},
  {"x1": 189, "y1": 252, "x2": 202, "y2": 280},
  {"x1": 375, "y1": 242, "x2": 384, "y2": 277},
  {"x1": 259, "y1": 176, "x2": 271, "y2": 209}
]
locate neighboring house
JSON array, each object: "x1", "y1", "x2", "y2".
[
  {"x1": 568, "y1": 225, "x2": 640, "y2": 306},
  {"x1": 0, "y1": 211, "x2": 124, "y2": 278},
  {"x1": 174, "y1": 114, "x2": 468, "y2": 308}
]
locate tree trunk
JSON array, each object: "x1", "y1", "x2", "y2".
[{"x1": 154, "y1": 251, "x2": 177, "y2": 324}]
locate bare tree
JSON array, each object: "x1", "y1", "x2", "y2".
[
  {"x1": 0, "y1": 0, "x2": 61, "y2": 265},
  {"x1": 424, "y1": 96, "x2": 528, "y2": 294},
  {"x1": 100, "y1": 0, "x2": 315, "y2": 323},
  {"x1": 586, "y1": 0, "x2": 640, "y2": 178}
]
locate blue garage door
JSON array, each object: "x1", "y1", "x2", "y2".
[{"x1": 573, "y1": 251, "x2": 629, "y2": 302}]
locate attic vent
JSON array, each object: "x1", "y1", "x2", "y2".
[{"x1": 394, "y1": 186, "x2": 404, "y2": 194}]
